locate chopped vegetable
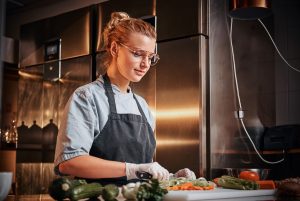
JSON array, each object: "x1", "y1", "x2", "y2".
[
  {"x1": 102, "y1": 184, "x2": 119, "y2": 201},
  {"x1": 48, "y1": 177, "x2": 87, "y2": 200},
  {"x1": 217, "y1": 175, "x2": 259, "y2": 190},
  {"x1": 213, "y1": 178, "x2": 220, "y2": 187},
  {"x1": 122, "y1": 182, "x2": 140, "y2": 200},
  {"x1": 167, "y1": 182, "x2": 214, "y2": 191},
  {"x1": 165, "y1": 177, "x2": 215, "y2": 191},
  {"x1": 136, "y1": 179, "x2": 168, "y2": 201},
  {"x1": 70, "y1": 183, "x2": 103, "y2": 201},
  {"x1": 256, "y1": 180, "x2": 276, "y2": 189},
  {"x1": 239, "y1": 171, "x2": 260, "y2": 181}
]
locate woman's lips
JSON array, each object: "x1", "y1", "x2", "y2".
[{"x1": 134, "y1": 69, "x2": 146, "y2": 76}]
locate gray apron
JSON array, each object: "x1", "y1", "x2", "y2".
[{"x1": 87, "y1": 74, "x2": 156, "y2": 186}]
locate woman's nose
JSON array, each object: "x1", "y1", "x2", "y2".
[{"x1": 141, "y1": 56, "x2": 151, "y2": 68}]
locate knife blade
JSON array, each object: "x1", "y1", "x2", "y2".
[{"x1": 136, "y1": 171, "x2": 153, "y2": 180}]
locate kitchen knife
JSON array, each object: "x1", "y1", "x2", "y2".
[{"x1": 136, "y1": 171, "x2": 153, "y2": 180}]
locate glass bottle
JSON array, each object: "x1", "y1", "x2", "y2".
[{"x1": 4, "y1": 120, "x2": 18, "y2": 149}]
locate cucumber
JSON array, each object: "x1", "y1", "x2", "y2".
[
  {"x1": 48, "y1": 177, "x2": 87, "y2": 200},
  {"x1": 70, "y1": 183, "x2": 103, "y2": 201}
]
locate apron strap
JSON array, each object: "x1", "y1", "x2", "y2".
[
  {"x1": 132, "y1": 93, "x2": 148, "y2": 120},
  {"x1": 103, "y1": 74, "x2": 148, "y2": 120},
  {"x1": 103, "y1": 74, "x2": 117, "y2": 113}
]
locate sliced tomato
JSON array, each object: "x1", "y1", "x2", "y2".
[
  {"x1": 239, "y1": 171, "x2": 260, "y2": 181},
  {"x1": 213, "y1": 178, "x2": 220, "y2": 186}
]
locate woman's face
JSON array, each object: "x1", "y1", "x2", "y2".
[{"x1": 114, "y1": 32, "x2": 156, "y2": 82}]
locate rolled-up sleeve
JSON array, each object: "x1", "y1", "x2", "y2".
[{"x1": 54, "y1": 87, "x2": 99, "y2": 174}]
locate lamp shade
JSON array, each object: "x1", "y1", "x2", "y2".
[{"x1": 229, "y1": 0, "x2": 272, "y2": 20}]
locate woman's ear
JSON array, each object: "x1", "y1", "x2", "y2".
[{"x1": 110, "y1": 41, "x2": 118, "y2": 57}]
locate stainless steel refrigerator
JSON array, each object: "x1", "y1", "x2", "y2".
[{"x1": 17, "y1": 7, "x2": 92, "y2": 194}]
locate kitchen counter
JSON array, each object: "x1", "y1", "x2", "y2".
[
  {"x1": 3, "y1": 186, "x2": 298, "y2": 201},
  {"x1": 5, "y1": 194, "x2": 300, "y2": 201}
]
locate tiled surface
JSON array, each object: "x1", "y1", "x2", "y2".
[
  {"x1": 275, "y1": 59, "x2": 289, "y2": 93},
  {"x1": 210, "y1": 0, "x2": 300, "y2": 175},
  {"x1": 287, "y1": 27, "x2": 300, "y2": 59},
  {"x1": 274, "y1": 0, "x2": 300, "y2": 126},
  {"x1": 276, "y1": 92, "x2": 289, "y2": 125},
  {"x1": 287, "y1": 2, "x2": 300, "y2": 27},
  {"x1": 288, "y1": 59, "x2": 300, "y2": 91},
  {"x1": 289, "y1": 91, "x2": 300, "y2": 124}
]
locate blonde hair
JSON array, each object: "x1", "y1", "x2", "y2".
[{"x1": 102, "y1": 12, "x2": 157, "y2": 67}]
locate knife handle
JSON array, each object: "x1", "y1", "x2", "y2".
[{"x1": 136, "y1": 171, "x2": 153, "y2": 180}]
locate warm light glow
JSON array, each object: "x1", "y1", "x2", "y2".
[
  {"x1": 85, "y1": 14, "x2": 90, "y2": 54},
  {"x1": 58, "y1": 78, "x2": 83, "y2": 84},
  {"x1": 43, "y1": 82, "x2": 53, "y2": 88},
  {"x1": 157, "y1": 139, "x2": 199, "y2": 147},
  {"x1": 19, "y1": 71, "x2": 42, "y2": 80},
  {"x1": 44, "y1": 110, "x2": 51, "y2": 118},
  {"x1": 155, "y1": 107, "x2": 199, "y2": 120}
]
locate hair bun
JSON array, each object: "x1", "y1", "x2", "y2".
[{"x1": 109, "y1": 12, "x2": 130, "y2": 28}]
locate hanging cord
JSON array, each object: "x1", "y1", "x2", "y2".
[
  {"x1": 229, "y1": 18, "x2": 284, "y2": 164},
  {"x1": 224, "y1": 4, "x2": 252, "y2": 164},
  {"x1": 258, "y1": 19, "x2": 300, "y2": 73}
]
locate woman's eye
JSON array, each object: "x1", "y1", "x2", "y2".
[{"x1": 132, "y1": 51, "x2": 143, "y2": 57}]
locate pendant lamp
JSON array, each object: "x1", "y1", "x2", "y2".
[{"x1": 229, "y1": 0, "x2": 272, "y2": 20}]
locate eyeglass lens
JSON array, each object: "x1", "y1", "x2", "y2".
[{"x1": 119, "y1": 42, "x2": 159, "y2": 66}]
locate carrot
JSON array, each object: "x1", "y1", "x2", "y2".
[
  {"x1": 203, "y1": 186, "x2": 211, "y2": 190},
  {"x1": 181, "y1": 182, "x2": 193, "y2": 187},
  {"x1": 167, "y1": 182, "x2": 215, "y2": 191},
  {"x1": 256, "y1": 180, "x2": 276, "y2": 189},
  {"x1": 194, "y1": 186, "x2": 204, "y2": 190},
  {"x1": 167, "y1": 186, "x2": 179, "y2": 190}
]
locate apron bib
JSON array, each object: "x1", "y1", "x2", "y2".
[{"x1": 87, "y1": 74, "x2": 156, "y2": 186}]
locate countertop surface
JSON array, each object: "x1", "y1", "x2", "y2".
[
  {"x1": 3, "y1": 186, "x2": 298, "y2": 201},
  {"x1": 5, "y1": 193, "x2": 300, "y2": 201}
]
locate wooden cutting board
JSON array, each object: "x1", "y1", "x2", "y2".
[{"x1": 164, "y1": 188, "x2": 276, "y2": 201}]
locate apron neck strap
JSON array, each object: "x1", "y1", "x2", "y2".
[
  {"x1": 132, "y1": 94, "x2": 147, "y2": 119},
  {"x1": 103, "y1": 74, "x2": 117, "y2": 113},
  {"x1": 103, "y1": 74, "x2": 148, "y2": 119}
]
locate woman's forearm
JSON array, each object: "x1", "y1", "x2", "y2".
[{"x1": 59, "y1": 155, "x2": 126, "y2": 178}]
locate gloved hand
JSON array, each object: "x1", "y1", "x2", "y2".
[
  {"x1": 173, "y1": 168, "x2": 196, "y2": 180},
  {"x1": 125, "y1": 162, "x2": 169, "y2": 181}
]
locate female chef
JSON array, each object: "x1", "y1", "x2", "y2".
[{"x1": 54, "y1": 12, "x2": 195, "y2": 186}]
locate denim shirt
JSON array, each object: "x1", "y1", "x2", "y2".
[{"x1": 54, "y1": 76, "x2": 155, "y2": 174}]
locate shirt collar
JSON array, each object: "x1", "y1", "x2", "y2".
[{"x1": 98, "y1": 75, "x2": 132, "y2": 94}]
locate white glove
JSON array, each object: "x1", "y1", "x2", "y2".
[
  {"x1": 174, "y1": 168, "x2": 196, "y2": 180},
  {"x1": 125, "y1": 162, "x2": 169, "y2": 181}
]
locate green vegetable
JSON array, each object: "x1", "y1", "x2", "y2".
[
  {"x1": 218, "y1": 175, "x2": 259, "y2": 190},
  {"x1": 48, "y1": 177, "x2": 87, "y2": 200},
  {"x1": 102, "y1": 184, "x2": 119, "y2": 201},
  {"x1": 168, "y1": 177, "x2": 188, "y2": 187},
  {"x1": 136, "y1": 179, "x2": 168, "y2": 201},
  {"x1": 70, "y1": 183, "x2": 103, "y2": 201},
  {"x1": 122, "y1": 182, "x2": 141, "y2": 200},
  {"x1": 192, "y1": 179, "x2": 210, "y2": 187}
]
